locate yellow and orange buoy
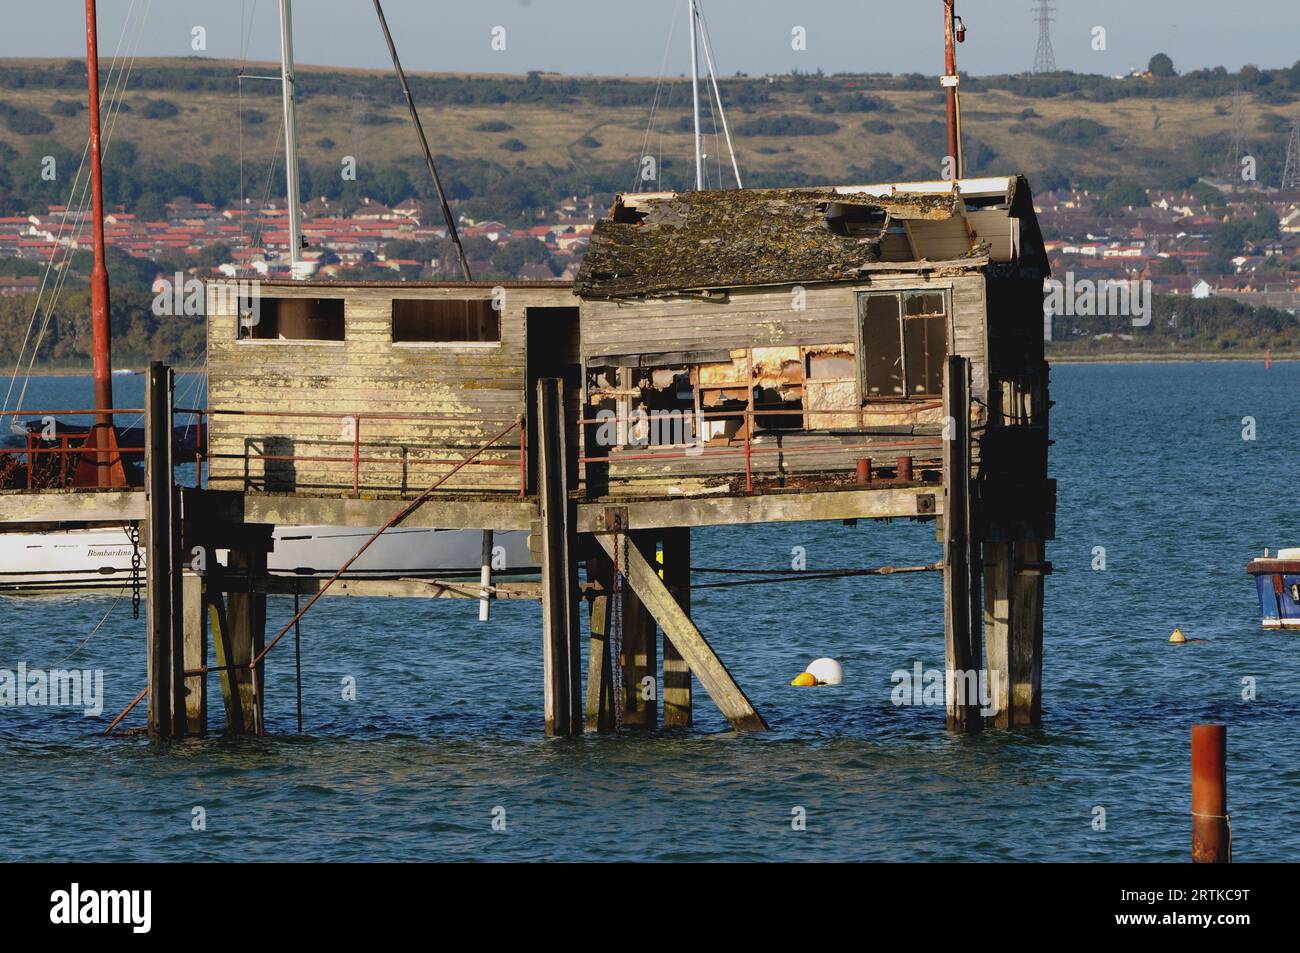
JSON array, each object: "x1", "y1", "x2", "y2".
[{"x1": 1169, "y1": 627, "x2": 1187, "y2": 644}]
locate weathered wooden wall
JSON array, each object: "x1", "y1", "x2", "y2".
[
  {"x1": 206, "y1": 281, "x2": 574, "y2": 495},
  {"x1": 581, "y1": 274, "x2": 987, "y2": 398},
  {"x1": 578, "y1": 272, "x2": 987, "y2": 495}
]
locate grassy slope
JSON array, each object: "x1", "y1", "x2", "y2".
[{"x1": 0, "y1": 58, "x2": 1277, "y2": 191}]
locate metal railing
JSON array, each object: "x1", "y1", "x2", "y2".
[
  {"x1": 0, "y1": 407, "x2": 207, "y2": 490},
  {"x1": 203, "y1": 408, "x2": 527, "y2": 498},
  {"x1": 577, "y1": 404, "x2": 944, "y2": 494}
]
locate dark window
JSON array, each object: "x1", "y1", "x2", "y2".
[
  {"x1": 241, "y1": 297, "x2": 345, "y2": 341},
  {"x1": 861, "y1": 293, "x2": 904, "y2": 397},
  {"x1": 860, "y1": 290, "x2": 948, "y2": 398},
  {"x1": 392, "y1": 299, "x2": 500, "y2": 343}
]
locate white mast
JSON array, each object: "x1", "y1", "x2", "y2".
[
  {"x1": 278, "y1": 0, "x2": 306, "y2": 277},
  {"x1": 695, "y1": 2, "x2": 742, "y2": 188},
  {"x1": 689, "y1": 0, "x2": 703, "y2": 190}
]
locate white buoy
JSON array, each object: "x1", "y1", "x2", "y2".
[{"x1": 804, "y1": 657, "x2": 844, "y2": 686}]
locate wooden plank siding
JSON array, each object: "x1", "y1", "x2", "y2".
[
  {"x1": 206, "y1": 281, "x2": 574, "y2": 495},
  {"x1": 578, "y1": 272, "x2": 987, "y2": 497}
]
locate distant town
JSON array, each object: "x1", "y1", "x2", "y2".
[
  {"x1": 0, "y1": 192, "x2": 599, "y2": 293},
  {"x1": 2, "y1": 177, "x2": 1299, "y2": 354}
]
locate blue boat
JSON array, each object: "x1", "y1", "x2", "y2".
[{"x1": 1247, "y1": 549, "x2": 1300, "y2": 630}]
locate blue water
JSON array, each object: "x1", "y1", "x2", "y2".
[{"x1": 1, "y1": 363, "x2": 1297, "y2": 861}]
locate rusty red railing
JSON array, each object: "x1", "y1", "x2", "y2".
[
  {"x1": 0, "y1": 406, "x2": 207, "y2": 490},
  {"x1": 577, "y1": 404, "x2": 944, "y2": 494},
  {"x1": 203, "y1": 407, "x2": 527, "y2": 498}
]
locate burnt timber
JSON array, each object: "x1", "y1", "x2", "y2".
[{"x1": 1, "y1": 175, "x2": 1055, "y2": 739}]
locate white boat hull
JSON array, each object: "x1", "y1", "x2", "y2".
[{"x1": 0, "y1": 525, "x2": 535, "y2": 595}]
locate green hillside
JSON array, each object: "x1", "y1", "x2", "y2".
[{"x1": 1, "y1": 56, "x2": 1298, "y2": 224}]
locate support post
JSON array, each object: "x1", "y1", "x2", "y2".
[
  {"x1": 620, "y1": 531, "x2": 658, "y2": 729},
  {"x1": 982, "y1": 540, "x2": 1012, "y2": 729},
  {"x1": 661, "y1": 528, "x2": 693, "y2": 727},
  {"x1": 207, "y1": 584, "x2": 243, "y2": 735},
  {"x1": 1192, "y1": 724, "x2": 1230, "y2": 863},
  {"x1": 182, "y1": 572, "x2": 207, "y2": 736},
  {"x1": 225, "y1": 549, "x2": 266, "y2": 734},
  {"x1": 584, "y1": 545, "x2": 615, "y2": 732},
  {"x1": 942, "y1": 355, "x2": 982, "y2": 732},
  {"x1": 145, "y1": 362, "x2": 184, "y2": 737},
  {"x1": 538, "y1": 379, "x2": 582, "y2": 737},
  {"x1": 478, "y1": 529, "x2": 493, "y2": 623},
  {"x1": 594, "y1": 533, "x2": 766, "y2": 732},
  {"x1": 1010, "y1": 539, "x2": 1045, "y2": 726}
]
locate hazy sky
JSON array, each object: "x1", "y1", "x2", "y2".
[{"x1": 8, "y1": 1, "x2": 1300, "y2": 78}]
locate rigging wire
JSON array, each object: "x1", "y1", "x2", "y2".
[
  {"x1": 631, "y1": 0, "x2": 679, "y2": 193},
  {"x1": 695, "y1": 0, "x2": 742, "y2": 188},
  {"x1": 3, "y1": 0, "x2": 151, "y2": 419},
  {"x1": 2, "y1": 0, "x2": 140, "y2": 418}
]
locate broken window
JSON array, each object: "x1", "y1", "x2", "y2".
[
  {"x1": 751, "y1": 347, "x2": 804, "y2": 432},
  {"x1": 859, "y1": 290, "x2": 948, "y2": 398},
  {"x1": 241, "y1": 297, "x2": 345, "y2": 342},
  {"x1": 391, "y1": 299, "x2": 500, "y2": 344}
]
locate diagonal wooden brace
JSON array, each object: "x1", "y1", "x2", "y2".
[{"x1": 594, "y1": 534, "x2": 767, "y2": 732}]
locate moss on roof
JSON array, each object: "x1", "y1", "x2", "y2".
[{"x1": 577, "y1": 187, "x2": 962, "y2": 298}]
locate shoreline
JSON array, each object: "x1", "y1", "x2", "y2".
[{"x1": 1045, "y1": 351, "x2": 1297, "y2": 365}]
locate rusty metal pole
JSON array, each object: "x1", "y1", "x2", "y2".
[
  {"x1": 85, "y1": 0, "x2": 115, "y2": 485},
  {"x1": 1192, "y1": 724, "x2": 1230, "y2": 863},
  {"x1": 942, "y1": 1, "x2": 963, "y2": 179}
]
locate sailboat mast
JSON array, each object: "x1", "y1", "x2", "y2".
[
  {"x1": 84, "y1": 0, "x2": 113, "y2": 427},
  {"x1": 694, "y1": 2, "x2": 742, "y2": 188},
  {"x1": 689, "y1": 0, "x2": 703, "y2": 190},
  {"x1": 942, "y1": 0, "x2": 964, "y2": 179},
  {"x1": 278, "y1": 0, "x2": 304, "y2": 275}
]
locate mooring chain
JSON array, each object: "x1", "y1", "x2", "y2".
[{"x1": 127, "y1": 523, "x2": 142, "y2": 620}]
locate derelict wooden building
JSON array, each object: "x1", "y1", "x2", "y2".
[{"x1": 161, "y1": 174, "x2": 1056, "y2": 738}]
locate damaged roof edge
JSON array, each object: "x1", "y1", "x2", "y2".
[
  {"x1": 582, "y1": 176, "x2": 1042, "y2": 299},
  {"x1": 616, "y1": 176, "x2": 1019, "y2": 211}
]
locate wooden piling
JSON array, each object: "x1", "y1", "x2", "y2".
[
  {"x1": 661, "y1": 528, "x2": 693, "y2": 727},
  {"x1": 181, "y1": 572, "x2": 207, "y2": 736},
  {"x1": 145, "y1": 362, "x2": 185, "y2": 737},
  {"x1": 225, "y1": 549, "x2": 266, "y2": 734},
  {"x1": 584, "y1": 545, "x2": 616, "y2": 732},
  {"x1": 619, "y1": 531, "x2": 658, "y2": 729},
  {"x1": 982, "y1": 540, "x2": 1012, "y2": 729},
  {"x1": 595, "y1": 533, "x2": 766, "y2": 732},
  {"x1": 206, "y1": 584, "x2": 244, "y2": 735},
  {"x1": 538, "y1": 378, "x2": 582, "y2": 736},
  {"x1": 1010, "y1": 539, "x2": 1045, "y2": 726},
  {"x1": 942, "y1": 356, "x2": 983, "y2": 732}
]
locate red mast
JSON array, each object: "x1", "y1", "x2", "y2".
[
  {"x1": 82, "y1": 0, "x2": 125, "y2": 487},
  {"x1": 942, "y1": 1, "x2": 964, "y2": 180}
]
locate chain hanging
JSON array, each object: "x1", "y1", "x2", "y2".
[{"x1": 127, "y1": 523, "x2": 142, "y2": 619}]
